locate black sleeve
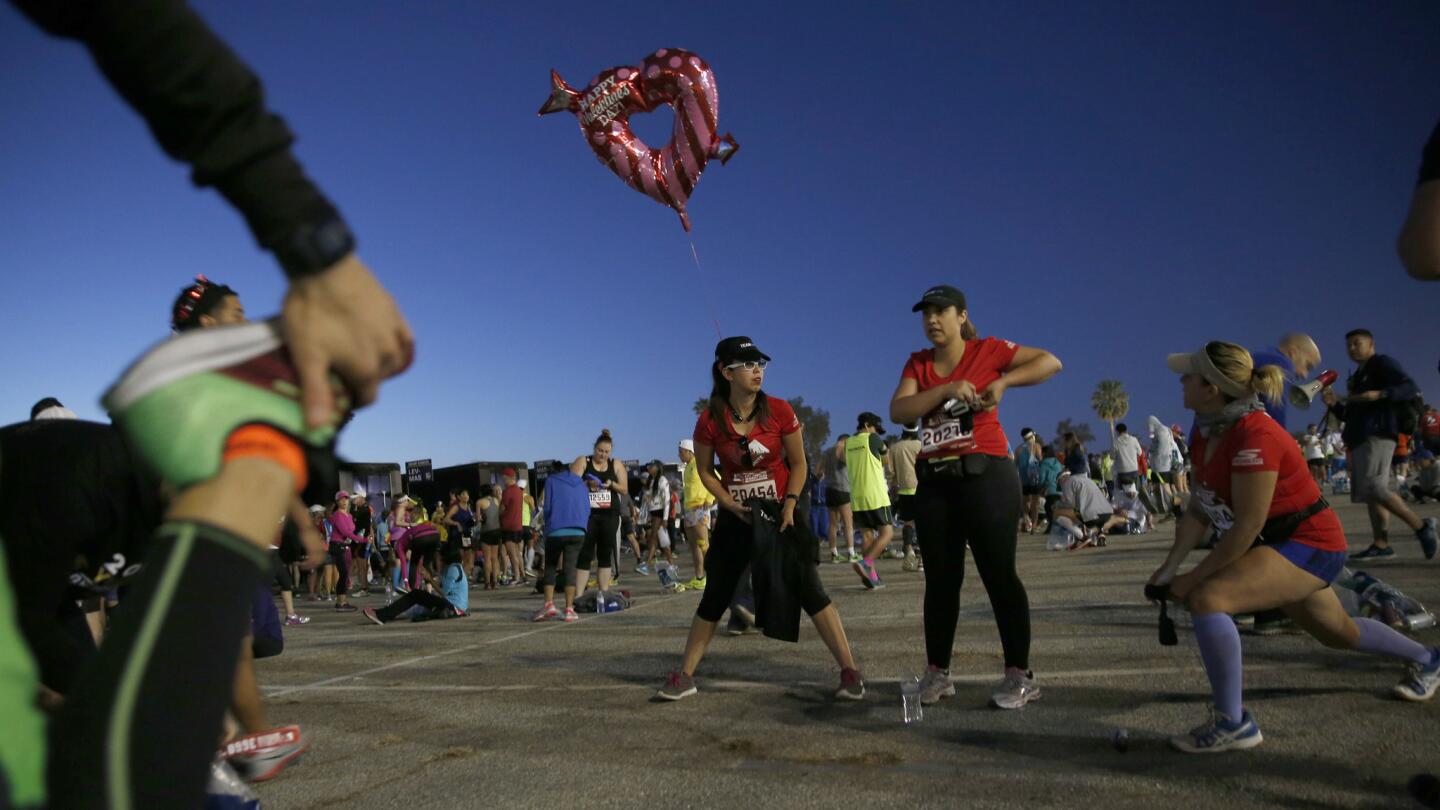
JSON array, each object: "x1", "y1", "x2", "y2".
[
  {"x1": 1421, "y1": 116, "x2": 1440, "y2": 185},
  {"x1": 869, "y1": 434, "x2": 885, "y2": 459},
  {"x1": 12, "y1": 0, "x2": 351, "y2": 277}
]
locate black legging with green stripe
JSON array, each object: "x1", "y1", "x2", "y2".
[{"x1": 47, "y1": 521, "x2": 268, "y2": 810}]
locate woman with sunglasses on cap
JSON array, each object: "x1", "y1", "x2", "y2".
[
  {"x1": 658, "y1": 337, "x2": 863, "y2": 701},
  {"x1": 326, "y1": 492, "x2": 361, "y2": 613},
  {"x1": 1150, "y1": 342, "x2": 1439, "y2": 752},
  {"x1": 889, "y1": 285, "x2": 1061, "y2": 710}
]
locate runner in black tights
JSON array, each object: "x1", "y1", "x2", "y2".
[{"x1": 889, "y1": 285, "x2": 1062, "y2": 710}]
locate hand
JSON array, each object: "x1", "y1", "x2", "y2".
[
  {"x1": 1167, "y1": 571, "x2": 1198, "y2": 602},
  {"x1": 1320, "y1": 387, "x2": 1338, "y2": 406},
  {"x1": 977, "y1": 378, "x2": 1008, "y2": 411},
  {"x1": 1145, "y1": 567, "x2": 1174, "y2": 600},
  {"x1": 724, "y1": 497, "x2": 752, "y2": 524},
  {"x1": 948, "y1": 380, "x2": 980, "y2": 407},
  {"x1": 289, "y1": 497, "x2": 327, "y2": 570},
  {"x1": 282, "y1": 254, "x2": 414, "y2": 428},
  {"x1": 779, "y1": 498, "x2": 796, "y2": 531}
]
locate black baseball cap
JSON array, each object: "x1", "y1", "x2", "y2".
[
  {"x1": 857, "y1": 411, "x2": 886, "y2": 433},
  {"x1": 912, "y1": 284, "x2": 967, "y2": 313},
  {"x1": 715, "y1": 336, "x2": 771, "y2": 364}
]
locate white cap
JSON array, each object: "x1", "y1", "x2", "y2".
[
  {"x1": 308, "y1": 504, "x2": 325, "y2": 514},
  {"x1": 34, "y1": 405, "x2": 78, "y2": 420},
  {"x1": 518, "y1": 480, "x2": 528, "y2": 489},
  {"x1": 678, "y1": 439, "x2": 695, "y2": 452}
]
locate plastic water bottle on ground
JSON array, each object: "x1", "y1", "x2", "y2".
[
  {"x1": 901, "y1": 675, "x2": 923, "y2": 724},
  {"x1": 595, "y1": 591, "x2": 607, "y2": 614},
  {"x1": 384, "y1": 583, "x2": 394, "y2": 604}
]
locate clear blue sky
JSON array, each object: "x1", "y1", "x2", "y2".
[{"x1": 2, "y1": 1, "x2": 1436, "y2": 467}]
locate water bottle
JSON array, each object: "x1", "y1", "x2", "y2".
[
  {"x1": 384, "y1": 583, "x2": 395, "y2": 604},
  {"x1": 900, "y1": 675, "x2": 923, "y2": 724},
  {"x1": 1404, "y1": 612, "x2": 1437, "y2": 631},
  {"x1": 595, "y1": 592, "x2": 607, "y2": 614}
]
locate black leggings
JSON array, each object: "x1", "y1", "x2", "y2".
[
  {"x1": 696, "y1": 508, "x2": 830, "y2": 623},
  {"x1": 374, "y1": 589, "x2": 450, "y2": 622},
  {"x1": 327, "y1": 543, "x2": 349, "y2": 595},
  {"x1": 407, "y1": 535, "x2": 439, "y2": 589},
  {"x1": 48, "y1": 521, "x2": 268, "y2": 810},
  {"x1": 915, "y1": 457, "x2": 1030, "y2": 671},
  {"x1": 544, "y1": 537, "x2": 582, "y2": 589},
  {"x1": 577, "y1": 511, "x2": 619, "y2": 569},
  {"x1": 271, "y1": 550, "x2": 294, "y2": 593}
]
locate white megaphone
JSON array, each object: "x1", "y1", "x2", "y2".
[{"x1": 1289, "y1": 369, "x2": 1338, "y2": 409}]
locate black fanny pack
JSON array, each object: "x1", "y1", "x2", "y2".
[
  {"x1": 918, "y1": 454, "x2": 994, "y2": 480},
  {"x1": 1257, "y1": 497, "x2": 1329, "y2": 546}
]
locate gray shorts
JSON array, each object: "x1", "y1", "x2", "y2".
[{"x1": 1351, "y1": 437, "x2": 1396, "y2": 504}]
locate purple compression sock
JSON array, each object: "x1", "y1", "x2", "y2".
[
  {"x1": 1353, "y1": 617, "x2": 1434, "y2": 665},
  {"x1": 1193, "y1": 612, "x2": 1244, "y2": 723}
]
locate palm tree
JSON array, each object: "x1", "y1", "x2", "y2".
[
  {"x1": 1091, "y1": 380, "x2": 1130, "y2": 446},
  {"x1": 693, "y1": 396, "x2": 709, "y2": 416},
  {"x1": 1054, "y1": 418, "x2": 1096, "y2": 446}
]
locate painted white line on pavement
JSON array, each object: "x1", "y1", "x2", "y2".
[
  {"x1": 266, "y1": 596, "x2": 672, "y2": 698},
  {"x1": 264, "y1": 663, "x2": 1284, "y2": 695}
]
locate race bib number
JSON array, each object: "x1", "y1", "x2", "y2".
[
  {"x1": 589, "y1": 488, "x2": 612, "y2": 509},
  {"x1": 727, "y1": 470, "x2": 778, "y2": 502},
  {"x1": 1193, "y1": 486, "x2": 1234, "y2": 531},
  {"x1": 921, "y1": 416, "x2": 974, "y2": 455}
]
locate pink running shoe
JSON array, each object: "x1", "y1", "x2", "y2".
[
  {"x1": 532, "y1": 603, "x2": 558, "y2": 622},
  {"x1": 563, "y1": 607, "x2": 579, "y2": 623},
  {"x1": 284, "y1": 614, "x2": 310, "y2": 627}
]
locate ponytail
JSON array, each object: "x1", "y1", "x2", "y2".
[
  {"x1": 1249, "y1": 365, "x2": 1286, "y2": 404},
  {"x1": 960, "y1": 317, "x2": 978, "y2": 341}
]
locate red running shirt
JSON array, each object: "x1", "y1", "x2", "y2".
[
  {"x1": 693, "y1": 396, "x2": 801, "y2": 502},
  {"x1": 1188, "y1": 411, "x2": 1345, "y2": 552},
  {"x1": 500, "y1": 485, "x2": 524, "y2": 532},
  {"x1": 902, "y1": 338, "x2": 1019, "y2": 460}
]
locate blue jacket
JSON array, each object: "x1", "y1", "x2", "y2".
[
  {"x1": 1038, "y1": 457, "x2": 1064, "y2": 497},
  {"x1": 543, "y1": 470, "x2": 591, "y2": 535}
]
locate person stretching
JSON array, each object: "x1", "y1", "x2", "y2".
[{"x1": 532, "y1": 466, "x2": 591, "y2": 622}]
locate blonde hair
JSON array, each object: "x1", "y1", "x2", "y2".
[{"x1": 1206, "y1": 341, "x2": 1285, "y2": 403}]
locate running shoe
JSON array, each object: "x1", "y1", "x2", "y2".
[
  {"x1": 352, "y1": 589, "x2": 368, "y2": 597},
  {"x1": 395, "y1": 582, "x2": 411, "y2": 595},
  {"x1": 830, "y1": 551, "x2": 846, "y2": 564},
  {"x1": 635, "y1": 563, "x2": 651, "y2": 576},
  {"x1": 225, "y1": 725, "x2": 309, "y2": 783},
  {"x1": 1349, "y1": 544, "x2": 1396, "y2": 560},
  {"x1": 563, "y1": 607, "x2": 579, "y2": 623},
  {"x1": 1393, "y1": 649, "x2": 1440, "y2": 702},
  {"x1": 835, "y1": 667, "x2": 865, "y2": 700},
  {"x1": 726, "y1": 617, "x2": 759, "y2": 636},
  {"x1": 362, "y1": 607, "x2": 384, "y2": 626},
  {"x1": 847, "y1": 551, "x2": 862, "y2": 564},
  {"x1": 101, "y1": 319, "x2": 349, "y2": 492},
  {"x1": 990, "y1": 668, "x2": 1040, "y2": 709},
  {"x1": 587, "y1": 576, "x2": 598, "y2": 589},
  {"x1": 1249, "y1": 615, "x2": 1301, "y2": 636},
  {"x1": 685, "y1": 576, "x2": 707, "y2": 590},
  {"x1": 919, "y1": 665, "x2": 955, "y2": 705},
  {"x1": 1169, "y1": 706, "x2": 1263, "y2": 753},
  {"x1": 1070, "y1": 532, "x2": 1098, "y2": 551},
  {"x1": 1417, "y1": 518, "x2": 1438, "y2": 560},
  {"x1": 657, "y1": 671, "x2": 697, "y2": 701},
  {"x1": 852, "y1": 559, "x2": 884, "y2": 590},
  {"x1": 901, "y1": 552, "x2": 920, "y2": 573},
  {"x1": 335, "y1": 603, "x2": 357, "y2": 613},
  {"x1": 283, "y1": 614, "x2": 310, "y2": 627}
]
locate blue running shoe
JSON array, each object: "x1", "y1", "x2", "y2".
[
  {"x1": 1394, "y1": 649, "x2": 1440, "y2": 703},
  {"x1": 1170, "y1": 706, "x2": 1263, "y2": 753},
  {"x1": 1417, "y1": 518, "x2": 1438, "y2": 560}
]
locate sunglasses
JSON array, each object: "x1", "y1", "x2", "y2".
[{"x1": 725, "y1": 360, "x2": 768, "y2": 371}]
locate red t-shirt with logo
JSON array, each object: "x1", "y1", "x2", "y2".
[
  {"x1": 500, "y1": 484, "x2": 525, "y2": 532},
  {"x1": 693, "y1": 396, "x2": 800, "y2": 502},
  {"x1": 1188, "y1": 411, "x2": 1344, "y2": 552},
  {"x1": 902, "y1": 338, "x2": 1019, "y2": 460}
]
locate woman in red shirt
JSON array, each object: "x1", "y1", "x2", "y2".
[
  {"x1": 889, "y1": 285, "x2": 1062, "y2": 711},
  {"x1": 1151, "y1": 341, "x2": 1439, "y2": 753},
  {"x1": 657, "y1": 337, "x2": 863, "y2": 701}
]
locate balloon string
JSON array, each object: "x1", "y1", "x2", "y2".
[{"x1": 688, "y1": 238, "x2": 723, "y2": 339}]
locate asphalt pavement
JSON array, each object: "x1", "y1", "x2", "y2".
[{"x1": 254, "y1": 499, "x2": 1440, "y2": 809}]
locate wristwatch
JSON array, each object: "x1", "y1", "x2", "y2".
[{"x1": 274, "y1": 216, "x2": 357, "y2": 279}]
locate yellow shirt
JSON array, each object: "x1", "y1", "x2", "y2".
[{"x1": 681, "y1": 461, "x2": 715, "y2": 510}]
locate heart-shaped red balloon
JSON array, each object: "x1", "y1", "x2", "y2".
[{"x1": 540, "y1": 48, "x2": 737, "y2": 231}]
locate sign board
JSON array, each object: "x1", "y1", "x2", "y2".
[{"x1": 405, "y1": 459, "x2": 433, "y2": 483}]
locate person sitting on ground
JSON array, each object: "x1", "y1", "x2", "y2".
[
  {"x1": 1151, "y1": 341, "x2": 1439, "y2": 754},
  {"x1": 1112, "y1": 483, "x2": 1152, "y2": 534},
  {"x1": 364, "y1": 542, "x2": 468, "y2": 625},
  {"x1": 1054, "y1": 469, "x2": 1125, "y2": 547},
  {"x1": 1408, "y1": 448, "x2": 1439, "y2": 503}
]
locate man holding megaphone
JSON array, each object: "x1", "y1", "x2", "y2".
[
  {"x1": 1251, "y1": 333, "x2": 1322, "y2": 430},
  {"x1": 1290, "y1": 370, "x2": 1340, "y2": 410}
]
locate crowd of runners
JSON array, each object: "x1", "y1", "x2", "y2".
[{"x1": 3, "y1": 2, "x2": 1439, "y2": 809}]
